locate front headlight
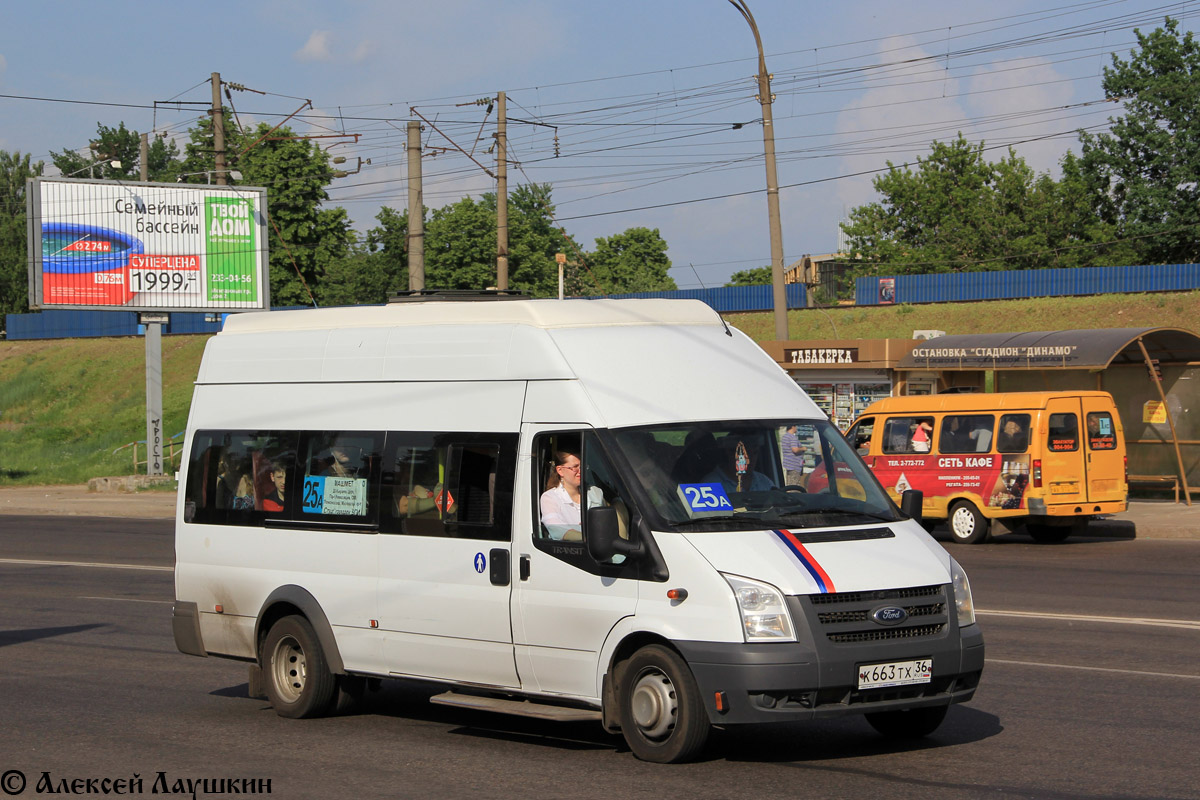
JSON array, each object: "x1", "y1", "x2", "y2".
[
  {"x1": 950, "y1": 557, "x2": 976, "y2": 626},
  {"x1": 722, "y1": 574, "x2": 796, "y2": 642}
]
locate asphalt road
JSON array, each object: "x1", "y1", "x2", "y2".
[{"x1": 1, "y1": 515, "x2": 1197, "y2": 799}]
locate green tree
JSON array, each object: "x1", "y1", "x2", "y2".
[
  {"x1": 420, "y1": 183, "x2": 577, "y2": 297},
  {"x1": 317, "y1": 238, "x2": 395, "y2": 306},
  {"x1": 1079, "y1": 17, "x2": 1200, "y2": 264},
  {"x1": 725, "y1": 266, "x2": 772, "y2": 286},
  {"x1": 424, "y1": 194, "x2": 498, "y2": 291},
  {"x1": 51, "y1": 122, "x2": 180, "y2": 182},
  {"x1": 583, "y1": 227, "x2": 676, "y2": 293},
  {"x1": 840, "y1": 134, "x2": 1125, "y2": 275},
  {"x1": 181, "y1": 117, "x2": 353, "y2": 305},
  {"x1": 0, "y1": 151, "x2": 45, "y2": 315}
]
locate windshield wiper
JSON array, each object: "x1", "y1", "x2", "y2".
[
  {"x1": 669, "y1": 513, "x2": 768, "y2": 529},
  {"x1": 780, "y1": 507, "x2": 898, "y2": 524}
]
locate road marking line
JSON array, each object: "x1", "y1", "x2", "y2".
[
  {"x1": 976, "y1": 608, "x2": 1200, "y2": 630},
  {"x1": 78, "y1": 596, "x2": 173, "y2": 605},
  {"x1": 988, "y1": 658, "x2": 1200, "y2": 681},
  {"x1": 0, "y1": 558, "x2": 172, "y2": 572}
]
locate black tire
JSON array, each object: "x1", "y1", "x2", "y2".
[
  {"x1": 948, "y1": 500, "x2": 989, "y2": 544},
  {"x1": 617, "y1": 645, "x2": 710, "y2": 763},
  {"x1": 261, "y1": 615, "x2": 337, "y2": 719},
  {"x1": 866, "y1": 704, "x2": 948, "y2": 739},
  {"x1": 1026, "y1": 523, "x2": 1072, "y2": 544}
]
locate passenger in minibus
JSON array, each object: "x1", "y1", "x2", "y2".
[
  {"x1": 262, "y1": 464, "x2": 286, "y2": 512},
  {"x1": 216, "y1": 453, "x2": 254, "y2": 510},
  {"x1": 911, "y1": 420, "x2": 933, "y2": 453},
  {"x1": 541, "y1": 448, "x2": 586, "y2": 540},
  {"x1": 324, "y1": 439, "x2": 365, "y2": 478},
  {"x1": 997, "y1": 419, "x2": 1027, "y2": 452}
]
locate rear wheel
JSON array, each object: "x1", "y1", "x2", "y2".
[
  {"x1": 948, "y1": 500, "x2": 989, "y2": 544},
  {"x1": 262, "y1": 615, "x2": 337, "y2": 719},
  {"x1": 866, "y1": 705, "x2": 948, "y2": 739},
  {"x1": 617, "y1": 645, "x2": 709, "y2": 763}
]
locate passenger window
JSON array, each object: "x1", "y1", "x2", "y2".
[
  {"x1": 881, "y1": 416, "x2": 934, "y2": 454},
  {"x1": 1086, "y1": 413, "x2": 1116, "y2": 450},
  {"x1": 299, "y1": 431, "x2": 383, "y2": 522},
  {"x1": 939, "y1": 415, "x2": 994, "y2": 454},
  {"x1": 1046, "y1": 413, "x2": 1079, "y2": 452},
  {"x1": 380, "y1": 433, "x2": 516, "y2": 541},
  {"x1": 997, "y1": 414, "x2": 1031, "y2": 453},
  {"x1": 183, "y1": 430, "x2": 299, "y2": 525}
]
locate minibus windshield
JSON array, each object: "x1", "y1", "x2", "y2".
[{"x1": 609, "y1": 419, "x2": 900, "y2": 531}]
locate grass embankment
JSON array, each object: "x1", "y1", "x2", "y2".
[
  {"x1": 1, "y1": 291, "x2": 1198, "y2": 485},
  {"x1": 725, "y1": 290, "x2": 1200, "y2": 341},
  {"x1": 0, "y1": 335, "x2": 207, "y2": 485}
]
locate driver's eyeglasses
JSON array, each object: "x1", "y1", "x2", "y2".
[{"x1": 558, "y1": 464, "x2": 581, "y2": 473}]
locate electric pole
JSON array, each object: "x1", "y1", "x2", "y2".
[
  {"x1": 139, "y1": 133, "x2": 149, "y2": 182},
  {"x1": 407, "y1": 121, "x2": 425, "y2": 291},
  {"x1": 729, "y1": 1, "x2": 788, "y2": 339},
  {"x1": 212, "y1": 72, "x2": 226, "y2": 186},
  {"x1": 496, "y1": 91, "x2": 508, "y2": 291}
]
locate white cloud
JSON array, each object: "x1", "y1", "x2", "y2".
[
  {"x1": 295, "y1": 30, "x2": 333, "y2": 62},
  {"x1": 351, "y1": 40, "x2": 374, "y2": 63},
  {"x1": 831, "y1": 36, "x2": 971, "y2": 215},
  {"x1": 966, "y1": 56, "x2": 1077, "y2": 175}
]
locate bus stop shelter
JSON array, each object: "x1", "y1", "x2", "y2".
[{"x1": 896, "y1": 327, "x2": 1200, "y2": 503}]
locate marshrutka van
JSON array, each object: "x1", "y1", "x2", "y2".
[
  {"x1": 844, "y1": 392, "x2": 1128, "y2": 545},
  {"x1": 172, "y1": 295, "x2": 984, "y2": 763}
]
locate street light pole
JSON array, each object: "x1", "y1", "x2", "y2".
[{"x1": 728, "y1": 0, "x2": 789, "y2": 340}]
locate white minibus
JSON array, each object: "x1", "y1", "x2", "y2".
[{"x1": 173, "y1": 294, "x2": 984, "y2": 763}]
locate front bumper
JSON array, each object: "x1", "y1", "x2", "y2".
[{"x1": 675, "y1": 623, "x2": 984, "y2": 726}]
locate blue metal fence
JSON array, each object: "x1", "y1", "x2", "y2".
[
  {"x1": 586, "y1": 283, "x2": 807, "y2": 313},
  {"x1": 856, "y1": 263, "x2": 1200, "y2": 305},
  {"x1": 4, "y1": 309, "x2": 223, "y2": 340},
  {"x1": 5, "y1": 285, "x2": 809, "y2": 340}
]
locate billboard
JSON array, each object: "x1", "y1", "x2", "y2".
[{"x1": 27, "y1": 178, "x2": 269, "y2": 312}]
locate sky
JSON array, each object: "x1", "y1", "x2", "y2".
[{"x1": 2, "y1": 0, "x2": 1196, "y2": 289}]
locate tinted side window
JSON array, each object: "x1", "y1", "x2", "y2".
[
  {"x1": 881, "y1": 416, "x2": 934, "y2": 454},
  {"x1": 297, "y1": 431, "x2": 384, "y2": 526},
  {"x1": 1086, "y1": 412, "x2": 1117, "y2": 450},
  {"x1": 184, "y1": 430, "x2": 299, "y2": 525},
  {"x1": 939, "y1": 414, "x2": 994, "y2": 454},
  {"x1": 997, "y1": 414, "x2": 1031, "y2": 453},
  {"x1": 1047, "y1": 413, "x2": 1079, "y2": 452},
  {"x1": 380, "y1": 432, "x2": 516, "y2": 541}
]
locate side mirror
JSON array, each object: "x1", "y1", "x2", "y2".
[
  {"x1": 586, "y1": 506, "x2": 642, "y2": 562},
  {"x1": 900, "y1": 489, "x2": 924, "y2": 523}
]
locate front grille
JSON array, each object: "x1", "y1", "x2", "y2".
[
  {"x1": 817, "y1": 601, "x2": 944, "y2": 626},
  {"x1": 799, "y1": 584, "x2": 950, "y2": 644},
  {"x1": 827, "y1": 623, "x2": 945, "y2": 644},
  {"x1": 810, "y1": 584, "x2": 942, "y2": 605}
]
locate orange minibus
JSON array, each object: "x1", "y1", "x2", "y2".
[{"x1": 843, "y1": 391, "x2": 1127, "y2": 543}]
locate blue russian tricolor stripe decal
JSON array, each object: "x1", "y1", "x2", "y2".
[{"x1": 773, "y1": 530, "x2": 837, "y2": 593}]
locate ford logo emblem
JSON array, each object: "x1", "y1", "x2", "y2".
[{"x1": 872, "y1": 605, "x2": 908, "y2": 626}]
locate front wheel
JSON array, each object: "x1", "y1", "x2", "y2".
[
  {"x1": 866, "y1": 705, "x2": 948, "y2": 738},
  {"x1": 262, "y1": 615, "x2": 337, "y2": 719},
  {"x1": 617, "y1": 645, "x2": 709, "y2": 763},
  {"x1": 948, "y1": 500, "x2": 989, "y2": 544}
]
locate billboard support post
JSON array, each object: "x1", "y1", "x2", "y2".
[{"x1": 140, "y1": 313, "x2": 166, "y2": 476}]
